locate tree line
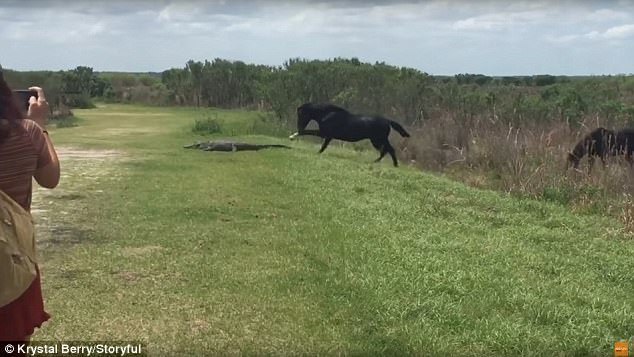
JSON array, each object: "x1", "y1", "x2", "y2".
[{"x1": 4, "y1": 58, "x2": 634, "y2": 127}]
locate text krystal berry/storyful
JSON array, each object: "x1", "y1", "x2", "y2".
[{"x1": 11, "y1": 342, "x2": 144, "y2": 356}]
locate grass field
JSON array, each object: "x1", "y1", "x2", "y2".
[{"x1": 31, "y1": 104, "x2": 634, "y2": 356}]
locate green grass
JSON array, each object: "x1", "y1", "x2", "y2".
[{"x1": 34, "y1": 104, "x2": 634, "y2": 356}]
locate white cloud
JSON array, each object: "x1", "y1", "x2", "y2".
[
  {"x1": 222, "y1": 6, "x2": 369, "y2": 37},
  {"x1": 453, "y1": 16, "x2": 501, "y2": 31},
  {"x1": 219, "y1": 2, "x2": 450, "y2": 41},
  {"x1": 157, "y1": 3, "x2": 200, "y2": 22},
  {"x1": 548, "y1": 23, "x2": 634, "y2": 44},
  {"x1": 1, "y1": 0, "x2": 634, "y2": 75},
  {"x1": 602, "y1": 23, "x2": 634, "y2": 39},
  {"x1": 545, "y1": 33, "x2": 581, "y2": 44},
  {"x1": 589, "y1": 8, "x2": 630, "y2": 22}
]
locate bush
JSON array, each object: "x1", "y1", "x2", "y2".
[
  {"x1": 246, "y1": 113, "x2": 290, "y2": 137},
  {"x1": 192, "y1": 116, "x2": 222, "y2": 135},
  {"x1": 65, "y1": 93, "x2": 96, "y2": 109},
  {"x1": 542, "y1": 185, "x2": 576, "y2": 205},
  {"x1": 52, "y1": 116, "x2": 79, "y2": 128}
]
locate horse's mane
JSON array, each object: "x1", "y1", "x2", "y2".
[
  {"x1": 300, "y1": 102, "x2": 349, "y2": 114},
  {"x1": 321, "y1": 103, "x2": 349, "y2": 113}
]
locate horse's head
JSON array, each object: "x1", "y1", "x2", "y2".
[
  {"x1": 566, "y1": 151, "x2": 581, "y2": 171},
  {"x1": 296, "y1": 103, "x2": 312, "y2": 132}
]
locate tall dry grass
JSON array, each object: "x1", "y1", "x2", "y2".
[{"x1": 398, "y1": 114, "x2": 634, "y2": 234}]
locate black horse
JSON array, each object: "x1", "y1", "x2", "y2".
[
  {"x1": 615, "y1": 128, "x2": 634, "y2": 164},
  {"x1": 566, "y1": 127, "x2": 634, "y2": 172},
  {"x1": 289, "y1": 103, "x2": 410, "y2": 166},
  {"x1": 567, "y1": 127, "x2": 617, "y2": 172}
]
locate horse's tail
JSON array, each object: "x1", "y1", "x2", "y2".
[{"x1": 389, "y1": 120, "x2": 411, "y2": 137}]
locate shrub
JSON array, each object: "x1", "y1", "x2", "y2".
[
  {"x1": 54, "y1": 116, "x2": 80, "y2": 128},
  {"x1": 65, "y1": 93, "x2": 96, "y2": 109},
  {"x1": 192, "y1": 115, "x2": 222, "y2": 135},
  {"x1": 247, "y1": 113, "x2": 290, "y2": 137}
]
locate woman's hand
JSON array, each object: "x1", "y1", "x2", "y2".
[{"x1": 26, "y1": 86, "x2": 49, "y2": 128}]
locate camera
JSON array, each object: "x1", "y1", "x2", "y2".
[{"x1": 12, "y1": 89, "x2": 38, "y2": 113}]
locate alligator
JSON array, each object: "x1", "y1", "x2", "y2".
[{"x1": 184, "y1": 141, "x2": 291, "y2": 152}]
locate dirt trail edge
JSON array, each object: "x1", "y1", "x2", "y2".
[{"x1": 31, "y1": 147, "x2": 125, "y2": 251}]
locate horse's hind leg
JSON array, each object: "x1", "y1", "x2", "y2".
[
  {"x1": 318, "y1": 138, "x2": 332, "y2": 154},
  {"x1": 371, "y1": 138, "x2": 386, "y2": 162},
  {"x1": 374, "y1": 139, "x2": 398, "y2": 167},
  {"x1": 385, "y1": 142, "x2": 398, "y2": 167},
  {"x1": 626, "y1": 153, "x2": 634, "y2": 170},
  {"x1": 374, "y1": 151, "x2": 387, "y2": 162}
]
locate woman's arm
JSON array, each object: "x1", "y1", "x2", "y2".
[
  {"x1": 28, "y1": 86, "x2": 60, "y2": 189},
  {"x1": 34, "y1": 132, "x2": 60, "y2": 188}
]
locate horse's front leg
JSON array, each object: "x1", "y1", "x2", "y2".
[
  {"x1": 319, "y1": 138, "x2": 332, "y2": 153},
  {"x1": 289, "y1": 129, "x2": 322, "y2": 140},
  {"x1": 588, "y1": 156, "x2": 595, "y2": 174}
]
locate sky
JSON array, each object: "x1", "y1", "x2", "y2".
[{"x1": 1, "y1": 0, "x2": 633, "y2": 76}]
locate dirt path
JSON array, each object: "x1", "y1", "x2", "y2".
[{"x1": 31, "y1": 147, "x2": 125, "y2": 250}]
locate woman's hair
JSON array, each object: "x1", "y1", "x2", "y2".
[{"x1": 0, "y1": 70, "x2": 24, "y2": 145}]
